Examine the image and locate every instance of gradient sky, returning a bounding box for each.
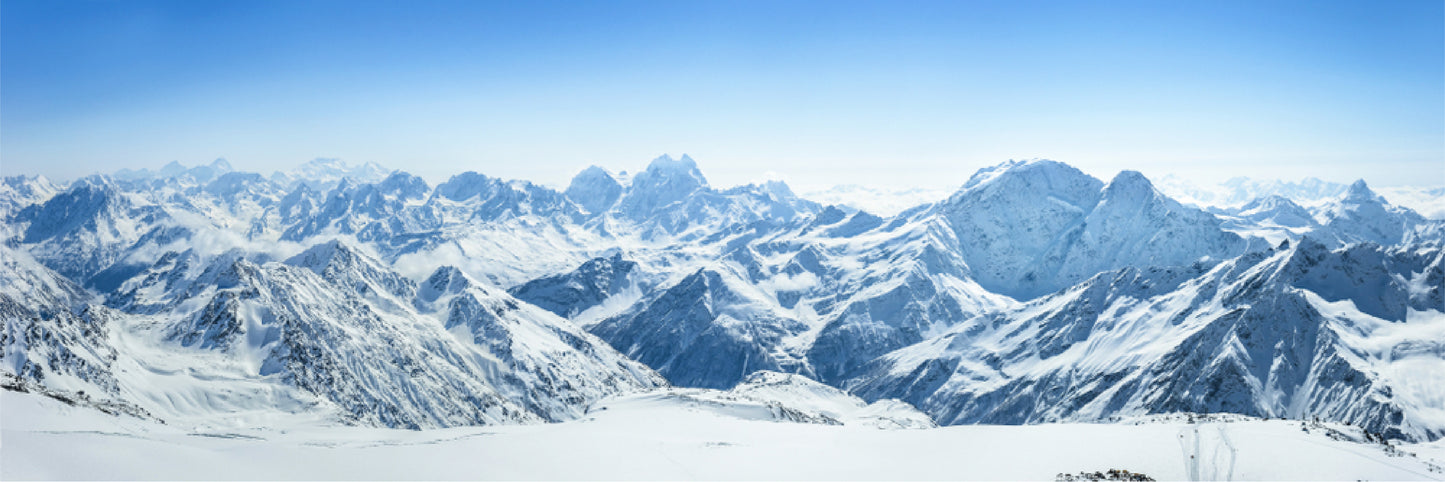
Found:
[2,0,1442,189]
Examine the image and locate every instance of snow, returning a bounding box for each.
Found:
[1154,174,1445,220]
[5,154,1445,479]
[4,390,1442,481]
[795,184,952,216]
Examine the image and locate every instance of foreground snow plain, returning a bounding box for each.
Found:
[5,390,1442,481]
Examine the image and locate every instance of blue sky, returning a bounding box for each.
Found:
[2,0,1441,189]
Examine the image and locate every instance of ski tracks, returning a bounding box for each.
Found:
[1178,421,1237,481]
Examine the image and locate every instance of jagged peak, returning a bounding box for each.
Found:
[813,205,849,225]
[377,171,430,198]
[1289,235,1332,259]
[285,239,374,274]
[209,158,233,171]
[333,176,358,192]
[71,174,117,190]
[417,265,476,303]
[639,153,708,187]
[761,179,797,200]
[433,171,502,201]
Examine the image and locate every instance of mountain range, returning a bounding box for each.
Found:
[3,155,1443,442]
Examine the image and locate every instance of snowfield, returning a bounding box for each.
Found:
[4,390,1442,481]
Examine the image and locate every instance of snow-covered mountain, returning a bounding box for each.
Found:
[270,158,391,192]
[0,175,60,223]
[6,239,664,430]
[937,160,1262,300]
[4,154,1444,444]
[113,158,234,184]
[1156,174,1445,220]
[796,184,952,217]
[848,238,1445,441]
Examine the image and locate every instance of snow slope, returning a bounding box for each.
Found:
[4,389,1441,481]
[850,239,1445,441]
[5,153,1445,461]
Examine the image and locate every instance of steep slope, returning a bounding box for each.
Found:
[0,175,60,223]
[564,166,624,215]
[10,239,665,430]
[590,267,808,389]
[1315,180,1438,247]
[849,238,1445,441]
[414,266,666,420]
[509,253,645,319]
[937,160,1260,299]
[280,172,439,242]
[0,246,119,397]
[1217,195,1320,245]
[10,178,187,285]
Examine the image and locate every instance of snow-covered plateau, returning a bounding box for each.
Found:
[3,155,1444,480]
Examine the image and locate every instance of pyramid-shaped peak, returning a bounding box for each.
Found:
[1103,170,1156,196]
[418,265,475,302]
[566,166,624,214]
[1240,194,1302,211]
[575,165,614,177]
[1344,179,1378,201]
[285,239,372,273]
[158,161,188,175]
[569,165,619,187]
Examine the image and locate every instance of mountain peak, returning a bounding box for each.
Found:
[302,157,346,170]
[377,171,430,200]
[566,166,623,214]
[286,239,355,273]
[644,154,703,179]
[959,159,1092,192]
[158,161,188,177]
[1344,179,1378,202]
[1102,170,1156,199]
[417,265,475,303]
[617,154,710,216]
[762,179,797,199]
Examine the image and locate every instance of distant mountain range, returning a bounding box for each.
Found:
[3,155,1442,442]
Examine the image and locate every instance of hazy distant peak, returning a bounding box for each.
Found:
[566,166,623,214]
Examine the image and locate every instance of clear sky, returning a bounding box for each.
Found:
[2,0,1442,189]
